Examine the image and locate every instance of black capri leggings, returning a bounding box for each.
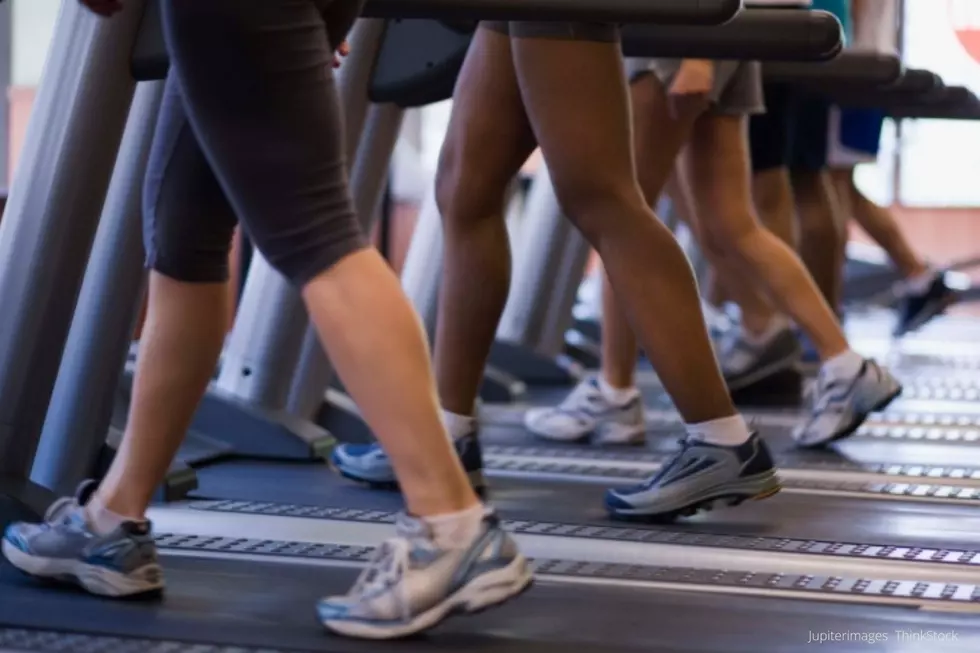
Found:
[143,0,367,288]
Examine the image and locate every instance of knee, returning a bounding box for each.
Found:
[552,176,642,245]
[434,140,509,231]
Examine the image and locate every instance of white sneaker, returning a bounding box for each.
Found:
[793,359,902,448]
[523,377,645,445]
[318,510,531,639]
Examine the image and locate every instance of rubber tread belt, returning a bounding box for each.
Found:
[644,410,980,444]
[482,456,980,504]
[153,533,980,606]
[0,629,290,653]
[188,500,980,565]
[484,444,980,481]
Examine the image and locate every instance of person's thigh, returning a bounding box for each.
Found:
[509,27,639,217]
[143,73,238,283]
[686,112,758,242]
[159,0,368,288]
[436,24,538,217]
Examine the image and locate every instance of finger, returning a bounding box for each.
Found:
[338,41,350,56]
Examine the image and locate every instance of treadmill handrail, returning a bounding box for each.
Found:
[621,8,842,62]
[763,51,903,86]
[361,0,743,24]
[132,0,744,81]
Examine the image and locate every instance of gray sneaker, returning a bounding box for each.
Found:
[2,481,164,597]
[794,359,903,448]
[318,509,532,639]
[720,328,802,392]
[605,432,781,521]
[523,377,646,445]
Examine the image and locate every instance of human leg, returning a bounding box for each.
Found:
[6,0,529,636]
[687,107,900,447]
[512,49,777,516]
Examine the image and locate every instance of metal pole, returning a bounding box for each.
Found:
[0,0,11,188]
[497,166,577,348]
[32,81,165,494]
[400,183,443,340]
[0,0,144,478]
[215,19,384,409]
[286,102,405,418]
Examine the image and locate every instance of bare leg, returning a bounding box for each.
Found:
[434,28,537,418]
[512,44,734,423]
[97,274,230,516]
[686,113,848,360]
[599,74,701,392]
[792,169,846,311]
[831,168,927,278]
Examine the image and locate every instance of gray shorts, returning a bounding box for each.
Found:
[626,59,765,116]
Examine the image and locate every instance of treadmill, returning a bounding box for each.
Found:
[4,1,980,652]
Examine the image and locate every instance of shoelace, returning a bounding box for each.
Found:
[347,538,412,622]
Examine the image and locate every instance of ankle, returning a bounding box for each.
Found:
[442,409,476,440]
[821,348,864,380]
[420,502,486,550]
[86,492,145,536]
[598,374,638,405]
[685,413,752,446]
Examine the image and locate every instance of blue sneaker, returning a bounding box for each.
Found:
[894,271,958,337]
[318,509,532,639]
[332,433,485,492]
[605,432,781,522]
[2,481,164,597]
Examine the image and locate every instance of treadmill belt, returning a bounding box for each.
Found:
[190,460,980,551]
[3,556,979,653]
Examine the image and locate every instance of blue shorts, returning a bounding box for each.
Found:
[827,106,885,167]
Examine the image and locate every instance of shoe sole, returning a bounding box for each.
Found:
[607,471,782,524]
[796,384,904,450]
[333,462,488,499]
[322,555,533,639]
[893,292,959,337]
[725,352,801,393]
[2,539,164,598]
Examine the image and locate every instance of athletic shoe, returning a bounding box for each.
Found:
[794,359,902,448]
[604,432,780,521]
[318,509,532,639]
[331,433,485,491]
[2,480,163,597]
[719,328,802,392]
[523,377,645,445]
[894,272,958,337]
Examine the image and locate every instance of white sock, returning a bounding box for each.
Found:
[422,503,486,550]
[904,267,938,294]
[598,375,639,406]
[442,410,476,441]
[743,316,790,347]
[84,494,138,536]
[685,414,752,446]
[821,349,865,382]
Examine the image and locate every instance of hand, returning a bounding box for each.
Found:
[667,59,713,120]
[80,0,123,17]
[333,41,350,68]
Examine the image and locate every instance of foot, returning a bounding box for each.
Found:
[318,510,532,639]
[604,432,780,521]
[2,481,163,597]
[719,328,802,392]
[794,359,903,448]
[894,271,958,337]
[331,433,485,491]
[523,377,645,445]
